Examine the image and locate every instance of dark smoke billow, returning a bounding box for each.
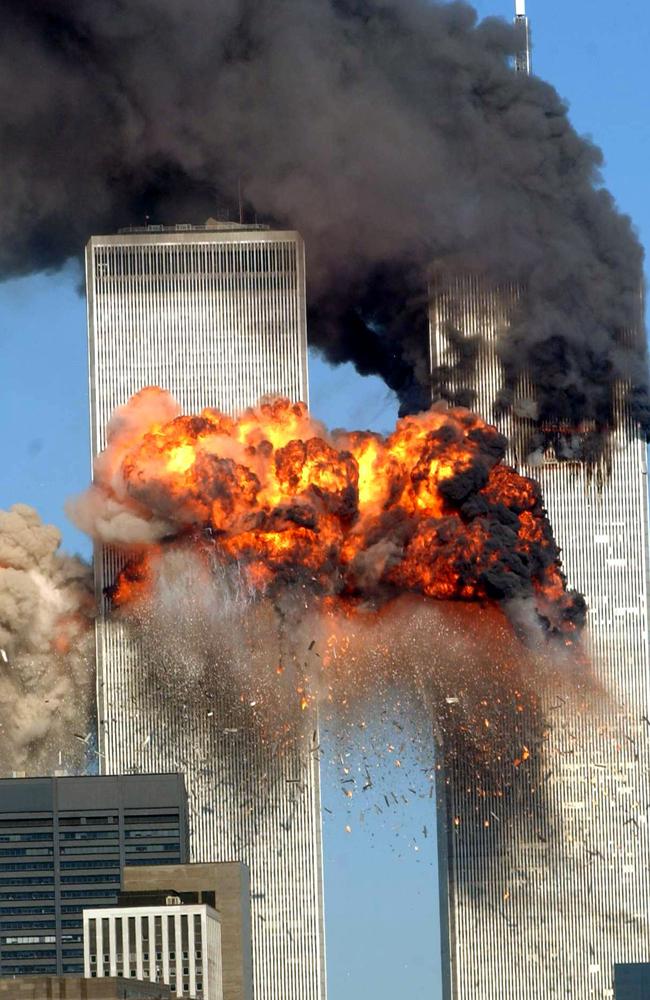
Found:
[1,0,647,430]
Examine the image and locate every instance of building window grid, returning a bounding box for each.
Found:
[430,276,650,999]
[88,230,323,999]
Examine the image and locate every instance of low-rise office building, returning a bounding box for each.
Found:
[0,775,188,979]
[121,864,252,1000]
[0,974,171,997]
[84,896,222,1000]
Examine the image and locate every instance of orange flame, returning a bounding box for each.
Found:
[103,389,583,640]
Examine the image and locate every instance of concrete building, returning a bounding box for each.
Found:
[429,271,650,998]
[0,776,188,980]
[122,865,252,1000]
[85,222,326,1000]
[84,897,221,1000]
[0,976,170,998]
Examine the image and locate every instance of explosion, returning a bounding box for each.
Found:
[72,388,584,631]
[69,388,587,763]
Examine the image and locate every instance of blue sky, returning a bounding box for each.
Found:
[1,1,648,997]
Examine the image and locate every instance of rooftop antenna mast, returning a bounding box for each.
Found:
[514,0,531,75]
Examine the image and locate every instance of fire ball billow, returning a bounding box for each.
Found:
[67,389,590,771]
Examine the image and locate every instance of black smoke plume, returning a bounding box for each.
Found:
[2,0,647,429]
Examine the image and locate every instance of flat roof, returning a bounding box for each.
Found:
[0,773,187,813]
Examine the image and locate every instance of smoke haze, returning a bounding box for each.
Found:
[1,0,647,428]
[0,505,94,775]
[117,543,564,765]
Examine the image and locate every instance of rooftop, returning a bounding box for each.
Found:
[118,218,269,235]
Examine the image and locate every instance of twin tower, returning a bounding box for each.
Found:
[86,221,650,1000]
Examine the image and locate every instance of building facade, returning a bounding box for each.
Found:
[84,900,222,1000]
[0,976,171,998]
[0,775,188,980]
[85,223,326,1000]
[122,864,252,1000]
[430,273,650,999]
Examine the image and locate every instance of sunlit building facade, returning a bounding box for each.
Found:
[430,272,650,999]
[84,899,222,999]
[86,224,326,1000]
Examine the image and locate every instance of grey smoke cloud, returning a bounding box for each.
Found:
[1,0,647,428]
[0,504,95,775]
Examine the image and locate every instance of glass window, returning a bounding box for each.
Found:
[0,878,54,886]
[60,860,119,870]
[0,892,55,901]
[2,965,57,975]
[0,834,53,843]
[59,816,117,826]
[60,846,119,856]
[60,875,120,885]
[0,863,53,872]
[0,848,53,857]
[124,843,180,853]
[0,907,55,916]
[2,949,57,959]
[125,827,180,837]
[0,819,53,828]
[124,814,179,825]
[59,831,119,840]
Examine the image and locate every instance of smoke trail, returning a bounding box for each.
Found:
[0,504,95,775]
[1,0,647,429]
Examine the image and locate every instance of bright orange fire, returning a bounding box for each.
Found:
[96,388,584,640]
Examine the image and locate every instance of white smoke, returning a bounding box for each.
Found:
[0,504,95,775]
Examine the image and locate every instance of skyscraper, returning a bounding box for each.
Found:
[430,271,650,998]
[0,774,188,979]
[514,0,531,75]
[85,223,326,1000]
